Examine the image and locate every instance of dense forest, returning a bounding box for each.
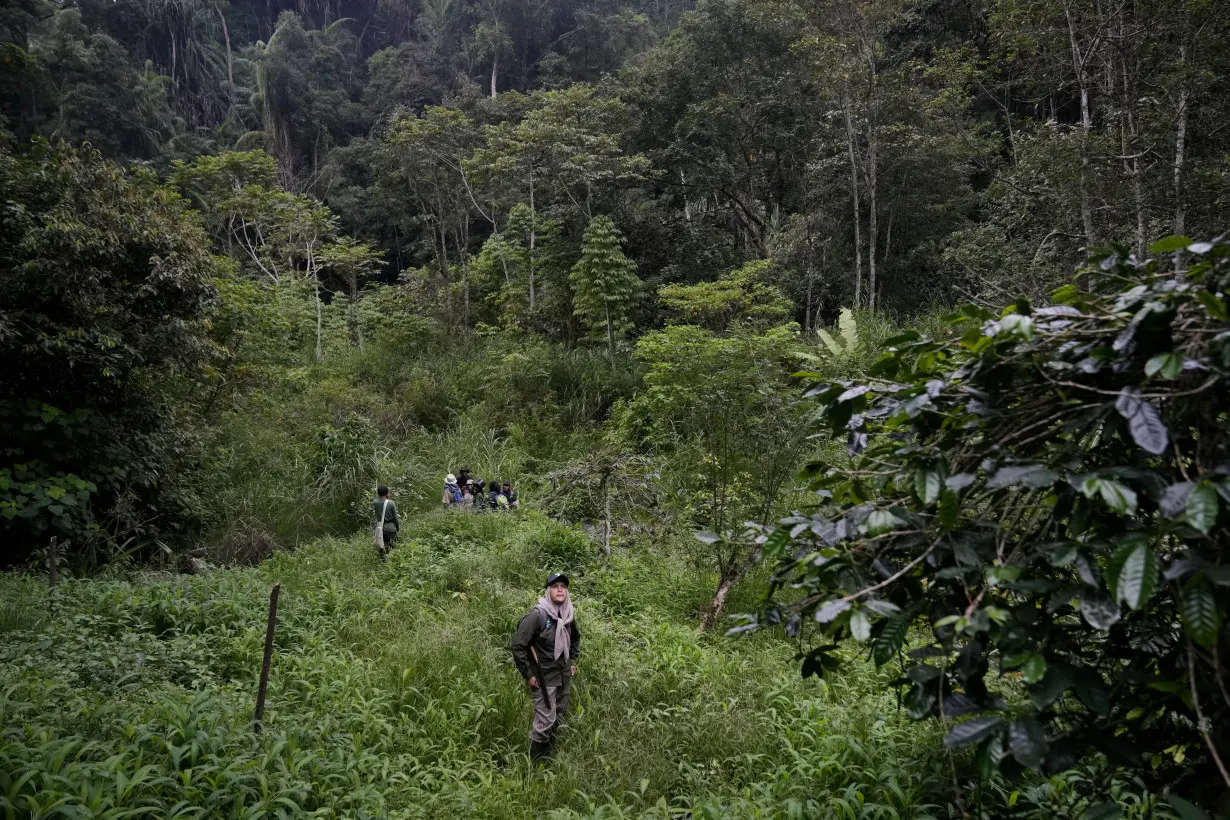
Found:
[3,0,1230,815]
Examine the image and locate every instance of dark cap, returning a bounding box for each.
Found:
[545,572,570,588]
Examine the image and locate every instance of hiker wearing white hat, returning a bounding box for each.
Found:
[442,474,462,507]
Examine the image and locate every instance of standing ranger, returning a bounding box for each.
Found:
[511,573,581,764]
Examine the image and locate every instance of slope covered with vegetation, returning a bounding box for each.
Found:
[4,0,1230,813]
[3,511,958,819]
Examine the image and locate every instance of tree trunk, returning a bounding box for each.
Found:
[700,549,759,631]
[528,171,537,314]
[865,48,879,311]
[309,242,323,362]
[218,8,234,95]
[842,97,863,308]
[605,305,614,358]
[348,274,363,351]
[314,278,323,362]
[600,470,611,560]
[1065,0,1095,253]
[490,54,498,98]
[1173,45,1190,276]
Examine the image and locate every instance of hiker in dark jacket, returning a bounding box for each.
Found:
[501,481,520,510]
[373,485,399,558]
[511,573,581,763]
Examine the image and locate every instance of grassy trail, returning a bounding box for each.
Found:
[1,510,949,818]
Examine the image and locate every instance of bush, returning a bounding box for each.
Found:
[760,237,1230,811]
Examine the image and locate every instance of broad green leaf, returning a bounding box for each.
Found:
[1186,483,1220,535]
[1021,654,1047,684]
[1112,540,1159,610]
[1085,805,1123,820]
[1080,590,1121,631]
[1115,389,1169,455]
[943,716,1004,748]
[1161,482,1195,518]
[1030,665,1072,708]
[1149,235,1194,253]
[1080,478,1138,516]
[1008,718,1048,768]
[872,611,910,666]
[850,610,871,642]
[1168,796,1213,820]
[815,599,850,623]
[864,510,904,536]
[1196,290,1229,322]
[1144,352,1183,379]
[760,526,791,560]
[937,489,959,531]
[914,466,943,506]
[1181,577,1221,648]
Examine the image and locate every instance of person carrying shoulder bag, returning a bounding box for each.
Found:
[372,485,399,559]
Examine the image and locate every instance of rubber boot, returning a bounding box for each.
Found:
[529,739,551,765]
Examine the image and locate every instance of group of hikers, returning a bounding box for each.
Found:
[371,468,520,556]
[372,475,575,768]
[441,466,520,511]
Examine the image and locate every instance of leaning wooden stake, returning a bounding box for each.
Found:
[253,582,281,735]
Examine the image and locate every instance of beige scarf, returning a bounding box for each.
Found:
[535,594,574,662]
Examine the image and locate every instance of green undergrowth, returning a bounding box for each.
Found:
[0,510,961,818]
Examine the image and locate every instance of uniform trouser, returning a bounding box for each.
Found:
[529,675,572,743]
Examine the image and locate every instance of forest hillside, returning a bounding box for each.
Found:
[3,0,1230,815]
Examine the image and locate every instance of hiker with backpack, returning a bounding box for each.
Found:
[372,485,399,559]
[501,480,520,510]
[442,474,462,507]
[488,480,504,510]
[511,573,581,764]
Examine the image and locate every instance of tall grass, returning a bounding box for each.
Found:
[0,510,962,818]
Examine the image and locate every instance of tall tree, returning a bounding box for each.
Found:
[570,215,640,354]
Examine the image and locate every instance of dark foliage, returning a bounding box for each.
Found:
[756,237,1230,809]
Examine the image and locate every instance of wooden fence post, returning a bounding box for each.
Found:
[253,582,281,735]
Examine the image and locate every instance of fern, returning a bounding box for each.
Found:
[815,308,859,358]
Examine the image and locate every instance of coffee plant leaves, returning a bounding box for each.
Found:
[1180,577,1220,648]
[850,609,871,642]
[815,599,850,623]
[1030,665,1072,709]
[872,610,910,666]
[1114,389,1169,456]
[1080,477,1138,516]
[1111,539,1159,610]
[1197,290,1230,323]
[1021,653,1047,684]
[914,465,944,506]
[1009,718,1049,769]
[944,716,1004,749]
[1149,235,1194,253]
[1168,795,1214,820]
[1162,482,1196,518]
[757,237,1230,801]
[1185,483,1220,535]
[1145,352,1184,379]
[1080,589,1122,630]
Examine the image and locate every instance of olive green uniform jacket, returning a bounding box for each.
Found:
[511,608,581,688]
